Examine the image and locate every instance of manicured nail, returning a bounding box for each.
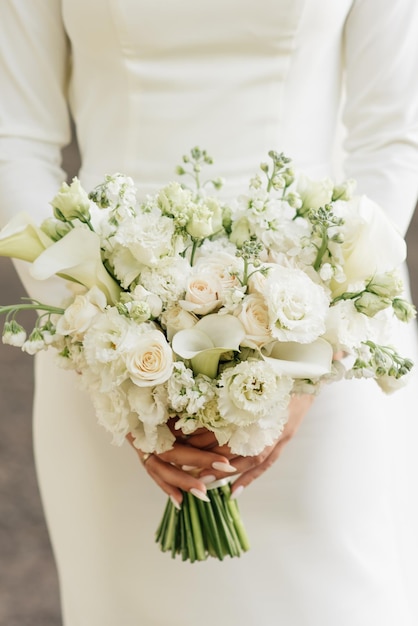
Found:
[170,495,181,510]
[212,462,237,473]
[182,465,198,471]
[190,488,210,502]
[200,474,216,485]
[230,485,244,500]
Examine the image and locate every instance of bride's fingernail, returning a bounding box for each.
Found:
[230,486,244,500]
[200,474,216,485]
[212,462,237,473]
[182,465,198,471]
[190,488,210,502]
[170,495,181,510]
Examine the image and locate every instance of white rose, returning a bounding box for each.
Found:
[265,265,329,343]
[237,294,273,348]
[125,329,173,387]
[160,305,197,341]
[180,274,222,315]
[56,286,107,340]
[193,252,243,293]
[331,196,406,295]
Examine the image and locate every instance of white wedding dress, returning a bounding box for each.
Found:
[1,1,418,625]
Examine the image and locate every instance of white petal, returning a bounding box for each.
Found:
[172,329,214,359]
[261,338,333,378]
[194,314,245,349]
[30,228,120,304]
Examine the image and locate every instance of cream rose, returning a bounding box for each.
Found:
[160,305,197,341]
[125,329,173,387]
[56,287,107,340]
[180,274,222,315]
[237,294,272,348]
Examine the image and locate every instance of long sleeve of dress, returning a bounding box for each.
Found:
[0,0,70,227]
[343,0,418,236]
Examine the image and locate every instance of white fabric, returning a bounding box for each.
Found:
[1,1,418,624]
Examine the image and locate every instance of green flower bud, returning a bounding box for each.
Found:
[367,271,404,298]
[354,292,392,317]
[392,298,417,322]
[50,178,91,222]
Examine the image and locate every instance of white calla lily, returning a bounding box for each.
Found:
[0,212,53,262]
[261,338,333,379]
[172,314,245,378]
[30,228,121,304]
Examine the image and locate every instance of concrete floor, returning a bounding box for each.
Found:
[0,140,417,624]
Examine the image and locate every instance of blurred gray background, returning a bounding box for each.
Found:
[0,137,417,626]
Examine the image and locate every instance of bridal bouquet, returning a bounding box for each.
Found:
[0,148,415,561]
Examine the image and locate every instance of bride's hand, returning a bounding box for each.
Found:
[193,394,315,497]
[126,433,237,507]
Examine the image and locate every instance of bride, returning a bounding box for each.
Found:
[1,1,418,624]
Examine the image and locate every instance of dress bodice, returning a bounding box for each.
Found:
[0,1,418,234]
[63,0,352,191]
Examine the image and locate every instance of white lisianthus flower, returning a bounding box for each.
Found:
[265,265,330,343]
[180,273,222,315]
[125,329,173,387]
[324,300,391,352]
[237,294,272,348]
[128,418,175,454]
[217,360,293,426]
[160,305,197,341]
[50,178,91,221]
[297,173,334,211]
[226,418,287,456]
[90,385,131,445]
[127,384,169,425]
[56,286,107,340]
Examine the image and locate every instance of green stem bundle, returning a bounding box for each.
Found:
[155,484,250,562]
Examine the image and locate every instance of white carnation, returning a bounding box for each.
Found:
[114,209,175,266]
[139,257,190,307]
